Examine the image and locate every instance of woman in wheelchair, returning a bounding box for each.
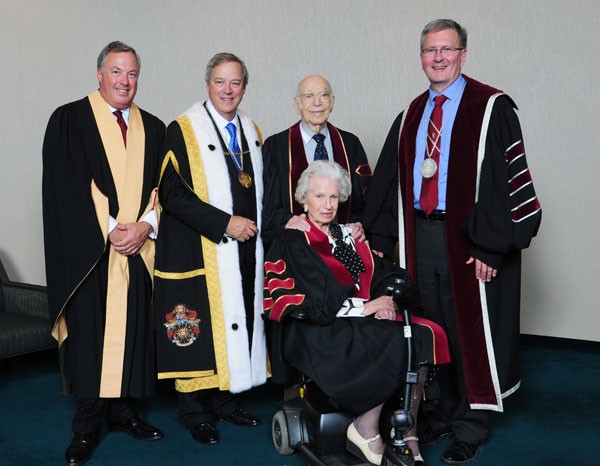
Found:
[264,161,450,465]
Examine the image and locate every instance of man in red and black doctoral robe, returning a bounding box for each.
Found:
[42,41,164,466]
[364,20,541,464]
[262,75,372,245]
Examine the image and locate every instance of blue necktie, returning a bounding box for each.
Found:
[313,134,328,161]
[225,122,241,155]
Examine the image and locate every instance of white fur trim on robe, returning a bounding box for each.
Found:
[183,102,267,393]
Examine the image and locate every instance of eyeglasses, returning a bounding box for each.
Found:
[420,47,465,57]
[297,92,333,103]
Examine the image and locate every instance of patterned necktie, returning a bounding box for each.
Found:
[313,134,329,161]
[113,110,127,146]
[419,94,448,215]
[330,224,366,284]
[225,122,241,154]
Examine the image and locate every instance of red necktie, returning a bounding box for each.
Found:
[419,95,447,215]
[113,110,127,146]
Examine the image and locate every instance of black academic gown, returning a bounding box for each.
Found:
[364,76,541,410]
[264,226,449,415]
[154,103,268,394]
[42,95,165,398]
[262,121,372,244]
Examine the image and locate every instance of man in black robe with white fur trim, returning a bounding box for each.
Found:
[154,53,267,445]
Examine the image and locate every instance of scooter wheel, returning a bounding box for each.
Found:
[272,410,294,456]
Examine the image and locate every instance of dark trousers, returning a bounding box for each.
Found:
[178,388,238,428]
[415,217,488,444]
[239,238,256,350]
[73,397,137,433]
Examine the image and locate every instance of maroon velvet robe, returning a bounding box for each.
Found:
[262,121,372,244]
[365,75,541,411]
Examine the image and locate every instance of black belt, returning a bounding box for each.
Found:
[415,209,446,222]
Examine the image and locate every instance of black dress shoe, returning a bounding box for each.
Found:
[108,414,164,440]
[190,423,219,445]
[220,408,261,427]
[65,432,99,466]
[441,439,482,464]
[420,425,454,445]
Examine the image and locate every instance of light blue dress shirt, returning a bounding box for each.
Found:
[299,121,333,162]
[413,75,466,211]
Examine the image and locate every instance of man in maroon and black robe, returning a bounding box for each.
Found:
[364,19,541,464]
[262,75,372,245]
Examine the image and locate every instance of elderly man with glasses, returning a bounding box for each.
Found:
[365,19,541,464]
[262,75,372,247]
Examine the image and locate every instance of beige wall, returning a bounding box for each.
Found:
[1,0,597,341]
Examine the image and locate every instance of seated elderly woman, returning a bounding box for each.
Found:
[264,161,450,465]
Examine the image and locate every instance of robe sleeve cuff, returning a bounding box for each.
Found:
[108,215,118,235]
[468,244,504,269]
[368,235,396,261]
[336,298,366,317]
[141,210,157,239]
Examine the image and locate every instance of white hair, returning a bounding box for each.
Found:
[294,161,351,204]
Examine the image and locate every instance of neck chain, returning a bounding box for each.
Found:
[203,102,253,188]
[423,79,466,162]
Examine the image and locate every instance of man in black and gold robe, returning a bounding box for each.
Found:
[154,53,268,446]
[42,41,164,466]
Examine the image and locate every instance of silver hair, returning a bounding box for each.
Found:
[204,52,249,87]
[420,19,468,49]
[97,41,140,71]
[294,161,352,205]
